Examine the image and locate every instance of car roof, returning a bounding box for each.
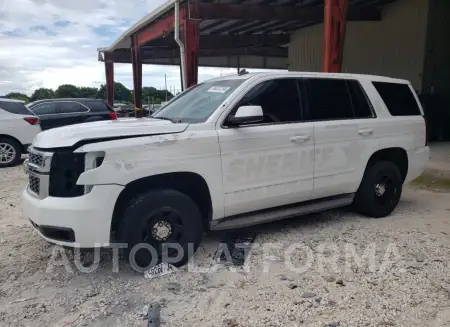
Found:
[206,71,410,85]
[0,98,25,103]
[30,98,104,103]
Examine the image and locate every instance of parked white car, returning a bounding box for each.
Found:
[0,99,41,167]
[21,72,429,267]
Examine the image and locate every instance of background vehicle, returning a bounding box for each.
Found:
[114,104,157,118]
[0,99,41,167]
[22,72,429,268]
[28,98,117,130]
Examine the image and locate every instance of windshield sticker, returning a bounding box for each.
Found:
[207,86,231,93]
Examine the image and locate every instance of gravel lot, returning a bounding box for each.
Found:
[1,145,450,327]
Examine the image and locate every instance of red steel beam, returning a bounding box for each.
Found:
[131,35,143,117]
[136,12,177,47]
[104,53,114,107]
[183,7,200,88]
[109,46,288,62]
[148,34,290,49]
[323,0,348,73]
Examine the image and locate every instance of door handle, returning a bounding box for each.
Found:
[358,128,374,136]
[290,135,310,143]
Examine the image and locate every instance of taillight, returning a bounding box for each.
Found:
[23,117,40,125]
[109,112,117,120]
[423,114,428,146]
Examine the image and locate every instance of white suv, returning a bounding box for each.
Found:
[21,72,429,267]
[0,99,41,167]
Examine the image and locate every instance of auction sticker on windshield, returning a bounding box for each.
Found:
[207,86,230,93]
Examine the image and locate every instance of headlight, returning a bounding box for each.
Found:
[83,151,105,194]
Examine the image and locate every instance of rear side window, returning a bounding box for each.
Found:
[373,82,421,116]
[60,102,88,113]
[32,102,58,115]
[306,79,353,120]
[0,101,32,115]
[83,101,111,112]
[305,78,373,120]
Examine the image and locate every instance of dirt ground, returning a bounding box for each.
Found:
[1,144,450,327]
[411,143,450,191]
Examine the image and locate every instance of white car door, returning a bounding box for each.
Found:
[305,78,379,199]
[217,78,315,217]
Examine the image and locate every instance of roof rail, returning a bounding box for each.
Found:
[238,69,249,76]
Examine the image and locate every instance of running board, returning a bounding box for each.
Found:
[211,194,354,231]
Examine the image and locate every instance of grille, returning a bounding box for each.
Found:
[29,152,44,167]
[29,175,40,194]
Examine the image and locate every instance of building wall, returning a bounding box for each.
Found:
[422,0,450,96]
[288,0,429,91]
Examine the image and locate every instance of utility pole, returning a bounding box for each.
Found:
[165,74,168,102]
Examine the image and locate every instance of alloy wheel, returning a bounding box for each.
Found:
[0,143,16,164]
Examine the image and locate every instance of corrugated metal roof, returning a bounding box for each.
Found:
[98,0,398,69]
[100,0,397,53]
[97,0,177,52]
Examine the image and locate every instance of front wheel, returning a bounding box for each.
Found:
[354,161,403,218]
[118,189,203,270]
[0,137,22,168]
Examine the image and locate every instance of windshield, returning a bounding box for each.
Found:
[153,79,244,123]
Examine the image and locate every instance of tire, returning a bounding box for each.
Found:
[354,161,403,218]
[0,137,22,168]
[118,189,203,270]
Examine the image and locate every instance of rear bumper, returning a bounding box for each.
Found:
[22,184,124,247]
[405,146,430,183]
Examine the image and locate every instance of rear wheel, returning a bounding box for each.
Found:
[354,161,403,218]
[118,189,203,270]
[0,137,22,168]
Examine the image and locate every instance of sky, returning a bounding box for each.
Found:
[0,0,247,96]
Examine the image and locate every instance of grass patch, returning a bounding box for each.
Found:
[410,170,450,191]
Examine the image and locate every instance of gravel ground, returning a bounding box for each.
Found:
[1,146,450,327]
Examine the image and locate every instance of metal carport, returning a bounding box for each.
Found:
[98,0,397,116]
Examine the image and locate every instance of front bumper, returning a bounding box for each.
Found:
[22,184,124,247]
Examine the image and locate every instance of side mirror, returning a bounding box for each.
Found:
[228,105,263,126]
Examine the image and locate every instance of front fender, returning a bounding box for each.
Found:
[75,130,225,220]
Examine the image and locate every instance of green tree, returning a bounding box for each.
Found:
[30,88,55,102]
[78,87,98,98]
[96,82,133,103]
[141,87,174,105]
[55,84,81,98]
[5,92,30,103]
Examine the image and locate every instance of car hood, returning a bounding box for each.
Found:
[32,118,189,149]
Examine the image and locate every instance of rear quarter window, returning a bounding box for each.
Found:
[373,82,421,116]
[0,101,33,115]
[83,101,111,112]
